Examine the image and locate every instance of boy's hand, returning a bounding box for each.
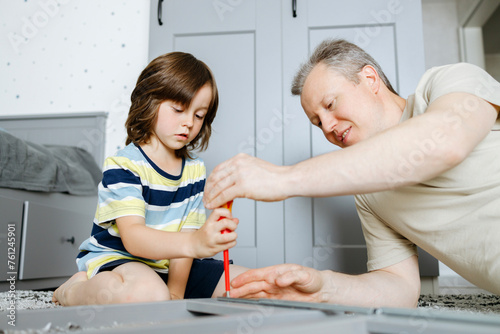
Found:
[190,208,239,258]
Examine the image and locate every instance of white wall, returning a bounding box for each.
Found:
[421,0,461,69]
[0,0,150,158]
[421,0,465,282]
[486,54,500,82]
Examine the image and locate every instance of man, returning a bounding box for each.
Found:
[204,39,500,307]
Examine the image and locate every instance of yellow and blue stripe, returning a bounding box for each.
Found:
[76,143,206,277]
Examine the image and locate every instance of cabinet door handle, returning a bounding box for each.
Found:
[158,0,164,26]
[292,0,297,17]
[65,236,75,245]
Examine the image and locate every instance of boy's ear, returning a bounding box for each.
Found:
[361,65,380,94]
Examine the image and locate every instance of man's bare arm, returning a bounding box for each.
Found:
[205,93,498,208]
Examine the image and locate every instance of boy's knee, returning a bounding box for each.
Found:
[121,282,170,303]
[229,264,249,279]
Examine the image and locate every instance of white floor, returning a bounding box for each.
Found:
[437,262,493,295]
[438,275,493,295]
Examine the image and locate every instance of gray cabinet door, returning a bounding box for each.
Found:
[0,196,23,281]
[149,0,284,268]
[281,0,428,273]
[19,198,95,280]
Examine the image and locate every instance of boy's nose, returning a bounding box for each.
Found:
[183,115,194,127]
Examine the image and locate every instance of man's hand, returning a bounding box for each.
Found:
[190,208,239,258]
[230,256,421,308]
[204,153,290,209]
[230,264,328,303]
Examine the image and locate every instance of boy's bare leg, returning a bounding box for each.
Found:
[52,271,88,305]
[53,262,170,306]
[212,264,248,298]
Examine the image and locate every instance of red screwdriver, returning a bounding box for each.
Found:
[218,200,233,297]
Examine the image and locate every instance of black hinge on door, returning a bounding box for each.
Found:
[292,0,297,17]
[158,0,164,26]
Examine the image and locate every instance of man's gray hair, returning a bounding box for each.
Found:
[291,39,398,96]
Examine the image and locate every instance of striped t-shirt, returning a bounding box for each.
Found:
[77,143,206,278]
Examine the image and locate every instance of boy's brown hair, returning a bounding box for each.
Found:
[125,52,219,159]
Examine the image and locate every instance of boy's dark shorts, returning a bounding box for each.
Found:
[98,258,232,299]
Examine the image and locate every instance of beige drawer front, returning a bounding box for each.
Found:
[19,198,95,280]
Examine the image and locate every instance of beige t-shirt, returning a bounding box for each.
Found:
[355,63,500,294]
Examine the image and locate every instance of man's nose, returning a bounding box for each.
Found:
[321,115,338,134]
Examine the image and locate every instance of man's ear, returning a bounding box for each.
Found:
[361,65,380,94]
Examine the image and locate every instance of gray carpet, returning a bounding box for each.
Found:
[1,290,500,314]
[418,293,500,315]
[0,290,60,311]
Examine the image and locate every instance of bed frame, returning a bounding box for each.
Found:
[0,112,107,291]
